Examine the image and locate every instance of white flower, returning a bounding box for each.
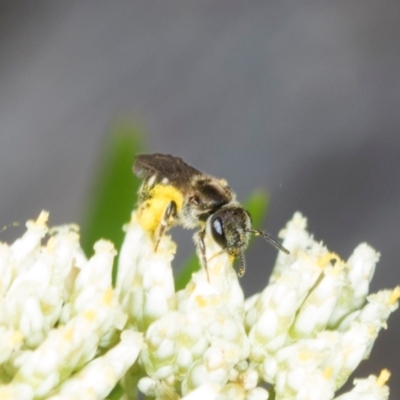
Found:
[47,330,143,400]
[0,210,397,400]
[116,212,176,331]
[116,210,398,399]
[333,370,390,400]
[0,212,143,399]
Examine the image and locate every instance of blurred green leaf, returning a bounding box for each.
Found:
[175,189,269,290]
[80,122,145,275]
[268,385,276,400]
[106,384,123,400]
[175,254,197,292]
[243,189,269,231]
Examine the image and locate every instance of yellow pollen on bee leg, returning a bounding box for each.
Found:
[137,185,183,236]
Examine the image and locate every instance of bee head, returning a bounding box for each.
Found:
[209,205,289,277]
[208,205,251,277]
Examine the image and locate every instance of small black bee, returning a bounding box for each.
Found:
[133,153,288,278]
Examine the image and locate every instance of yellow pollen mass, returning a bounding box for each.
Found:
[84,310,96,321]
[323,366,333,379]
[377,369,391,386]
[63,328,74,342]
[195,294,220,309]
[368,325,377,336]
[317,252,343,269]
[12,331,23,345]
[195,295,209,308]
[137,185,184,236]
[103,287,114,305]
[390,286,400,305]
[298,350,312,361]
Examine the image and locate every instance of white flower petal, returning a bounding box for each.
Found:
[48,331,143,400]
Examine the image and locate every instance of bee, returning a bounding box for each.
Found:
[133,153,288,278]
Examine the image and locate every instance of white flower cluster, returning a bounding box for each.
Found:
[0,210,398,400]
[0,212,143,399]
[117,211,399,400]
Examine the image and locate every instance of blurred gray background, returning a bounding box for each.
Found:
[1,0,399,397]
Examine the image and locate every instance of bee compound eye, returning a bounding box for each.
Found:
[211,216,227,248]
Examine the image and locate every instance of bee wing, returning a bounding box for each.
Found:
[133,153,201,189]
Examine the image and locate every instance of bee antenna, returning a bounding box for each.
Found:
[248,229,290,254]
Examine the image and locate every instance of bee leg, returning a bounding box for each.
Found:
[196,230,210,282]
[154,201,177,252]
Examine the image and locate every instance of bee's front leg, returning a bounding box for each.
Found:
[154,201,177,251]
